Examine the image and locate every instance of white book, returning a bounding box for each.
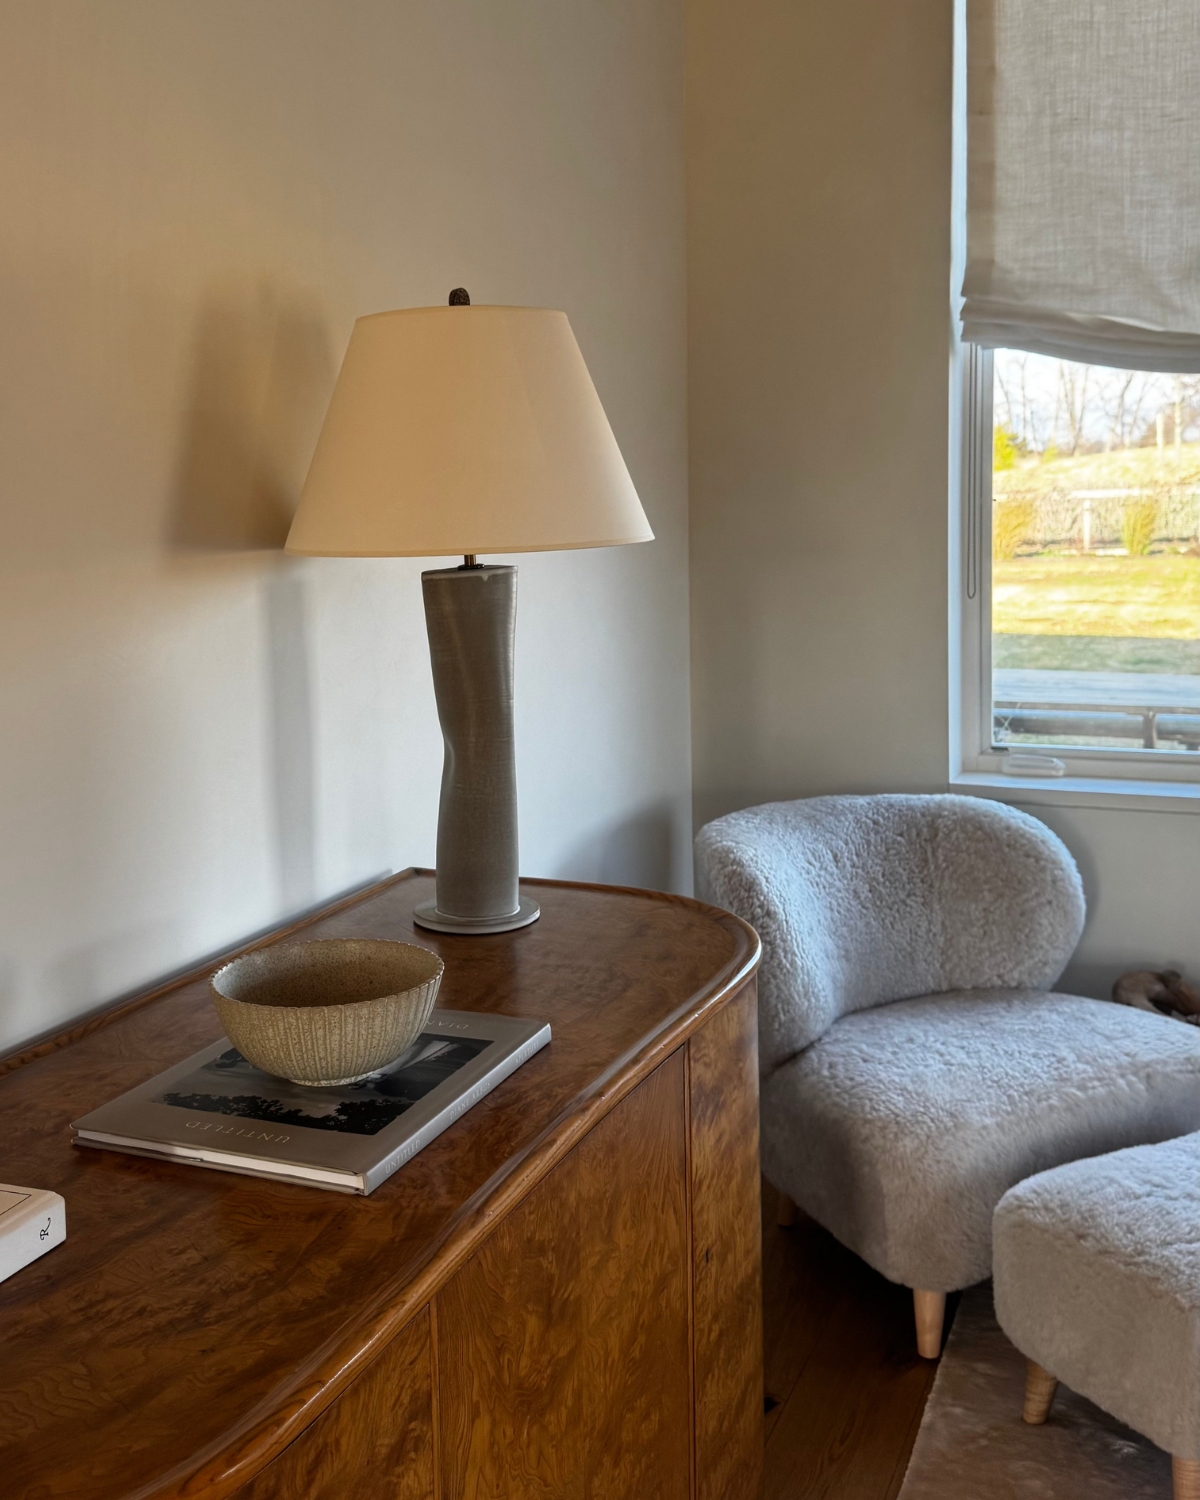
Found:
[0,1184,66,1285]
[72,1010,550,1195]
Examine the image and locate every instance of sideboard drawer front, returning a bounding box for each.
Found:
[436,1049,691,1500]
[691,980,763,1500]
[231,1311,434,1500]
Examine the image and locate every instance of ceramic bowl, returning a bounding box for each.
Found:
[210,938,444,1086]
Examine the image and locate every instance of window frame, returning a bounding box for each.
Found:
[955,342,1200,788]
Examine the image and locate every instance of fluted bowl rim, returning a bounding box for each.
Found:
[209,938,444,1085]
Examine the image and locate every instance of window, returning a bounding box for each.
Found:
[953,0,1200,787]
[959,347,1200,780]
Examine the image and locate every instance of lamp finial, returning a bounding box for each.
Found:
[448,287,470,306]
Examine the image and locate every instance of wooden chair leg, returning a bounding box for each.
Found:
[776,1193,798,1227]
[1174,1457,1200,1500]
[1022,1360,1058,1424]
[913,1289,946,1359]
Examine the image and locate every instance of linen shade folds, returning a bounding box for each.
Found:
[285,304,653,558]
[962,0,1200,372]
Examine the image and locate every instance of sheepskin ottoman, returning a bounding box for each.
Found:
[994,1133,1200,1500]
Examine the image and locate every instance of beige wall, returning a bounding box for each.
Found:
[2,2,1192,1057]
[688,0,955,821]
[1007,799,1200,999]
[0,1,691,1054]
[686,0,1200,997]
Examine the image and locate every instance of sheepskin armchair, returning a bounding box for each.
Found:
[695,794,1200,1357]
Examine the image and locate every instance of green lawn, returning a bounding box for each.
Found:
[994,634,1200,673]
[993,555,1199,640]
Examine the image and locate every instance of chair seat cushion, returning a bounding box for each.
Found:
[760,989,1200,1291]
[994,1133,1200,1460]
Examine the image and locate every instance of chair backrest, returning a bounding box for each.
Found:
[695,793,1085,1075]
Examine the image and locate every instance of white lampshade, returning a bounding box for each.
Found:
[285,303,653,557]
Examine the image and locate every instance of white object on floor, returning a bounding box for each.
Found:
[0,1183,66,1284]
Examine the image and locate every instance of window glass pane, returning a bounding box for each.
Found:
[991,352,1200,754]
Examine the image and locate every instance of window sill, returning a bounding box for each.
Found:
[950,770,1200,814]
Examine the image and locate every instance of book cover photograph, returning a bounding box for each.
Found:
[158,1033,493,1138]
[72,1010,550,1194]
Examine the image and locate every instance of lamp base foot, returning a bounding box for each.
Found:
[413,896,541,935]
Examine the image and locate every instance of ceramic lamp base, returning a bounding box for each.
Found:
[412,895,541,935]
[422,563,538,935]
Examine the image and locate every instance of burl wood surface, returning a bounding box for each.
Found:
[437,1050,691,1500]
[689,983,764,1500]
[0,872,758,1500]
[230,1309,434,1500]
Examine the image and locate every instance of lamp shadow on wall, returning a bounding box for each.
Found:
[168,282,334,913]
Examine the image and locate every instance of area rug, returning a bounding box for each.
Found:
[897,1284,1171,1499]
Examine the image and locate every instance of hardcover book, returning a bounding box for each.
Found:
[71,1009,550,1195]
[0,1183,67,1284]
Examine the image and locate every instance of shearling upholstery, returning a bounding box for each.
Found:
[695,793,1200,1294]
[696,794,1085,1073]
[994,1133,1200,1461]
[761,990,1200,1290]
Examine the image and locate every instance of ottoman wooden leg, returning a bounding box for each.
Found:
[776,1193,798,1227]
[1022,1360,1058,1424]
[913,1290,946,1359]
[1174,1457,1200,1500]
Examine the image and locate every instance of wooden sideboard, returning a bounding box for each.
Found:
[0,872,763,1500]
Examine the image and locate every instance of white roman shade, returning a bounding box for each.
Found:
[962,0,1200,372]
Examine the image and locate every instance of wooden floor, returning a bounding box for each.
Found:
[761,1180,955,1500]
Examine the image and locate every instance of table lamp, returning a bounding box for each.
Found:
[285,291,653,934]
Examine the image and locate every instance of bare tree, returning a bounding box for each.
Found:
[1185,375,1200,442]
[991,351,1187,456]
[1020,356,1048,452]
[994,350,1048,452]
[1098,368,1152,450]
[995,359,1017,438]
[1175,375,1184,452]
[1058,362,1090,453]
